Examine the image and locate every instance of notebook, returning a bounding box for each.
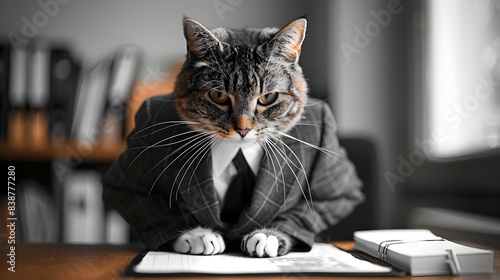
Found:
[124,243,404,277]
[354,229,495,276]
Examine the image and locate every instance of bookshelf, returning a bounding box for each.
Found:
[0,61,181,163]
[0,52,181,244]
[0,141,126,162]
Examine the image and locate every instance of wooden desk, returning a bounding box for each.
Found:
[0,242,498,280]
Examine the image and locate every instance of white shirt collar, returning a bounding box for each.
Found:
[211,140,263,177]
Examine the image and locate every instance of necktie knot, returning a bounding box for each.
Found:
[232,149,249,173]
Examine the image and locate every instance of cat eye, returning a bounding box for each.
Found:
[258,92,279,106]
[208,91,230,105]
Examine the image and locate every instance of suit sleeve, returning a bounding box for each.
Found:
[269,102,365,250]
[102,98,197,250]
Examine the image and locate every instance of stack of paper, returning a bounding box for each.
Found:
[128,243,398,276]
[354,229,494,276]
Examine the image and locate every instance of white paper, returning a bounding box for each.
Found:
[134,243,392,274]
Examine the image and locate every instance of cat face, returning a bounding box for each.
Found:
[174,18,308,141]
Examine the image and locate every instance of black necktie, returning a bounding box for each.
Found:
[221,149,255,224]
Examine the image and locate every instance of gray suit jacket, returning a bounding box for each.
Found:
[102,94,364,251]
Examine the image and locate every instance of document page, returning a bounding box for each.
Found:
[133,243,392,275]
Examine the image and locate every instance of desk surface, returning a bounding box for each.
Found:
[0,242,498,280]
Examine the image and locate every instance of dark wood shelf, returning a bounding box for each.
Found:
[0,141,126,162]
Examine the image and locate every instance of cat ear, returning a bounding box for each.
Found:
[268,18,307,62]
[182,17,224,59]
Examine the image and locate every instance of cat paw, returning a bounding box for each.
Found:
[172,227,225,255]
[241,228,292,258]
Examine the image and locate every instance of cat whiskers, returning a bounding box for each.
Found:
[170,134,219,204]
[257,138,277,191]
[127,130,203,152]
[186,137,222,193]
[147,131,215,200]
[275,131,349,166]
[258,137,287,208]
[129,120,200,140]
[128,129,205,168]
[136,131,209,177]
[259,128,355,212]
[126,120,204,166]
[262,135,313,212]
[267,134,314,210]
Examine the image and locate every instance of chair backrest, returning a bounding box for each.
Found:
[318,137,378,241]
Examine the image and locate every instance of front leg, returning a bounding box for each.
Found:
[171,227,225,255]
[241,228,293,257]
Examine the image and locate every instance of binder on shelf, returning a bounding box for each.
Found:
[105,210,130,245]
[2,39,83,146]
[1,39,29,142]
[2,39,139,147]
[63,170,105,244]
[18,180,58,243]
[72,45,142,143]
[354,229,495,276]
[28,39,51,109]
[103,45,143,141]
[26,39,51,147]
[9,42,28,109]
[0,41,10,139]
[107,45,143,108]
[49,46,81,141]
[71,61,110,142]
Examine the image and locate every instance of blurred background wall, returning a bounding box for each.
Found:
[0,0,330,95]
[1,0,499,247]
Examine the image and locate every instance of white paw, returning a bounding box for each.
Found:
[172,227,225,255]
[241,228,291,258]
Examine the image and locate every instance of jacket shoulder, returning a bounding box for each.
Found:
[135,93,179,124]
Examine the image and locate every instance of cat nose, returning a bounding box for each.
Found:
[235,128,250,138]
[234,116,252,138]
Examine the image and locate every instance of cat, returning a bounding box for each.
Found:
[103,17,364,258]
[171,17,308,257]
